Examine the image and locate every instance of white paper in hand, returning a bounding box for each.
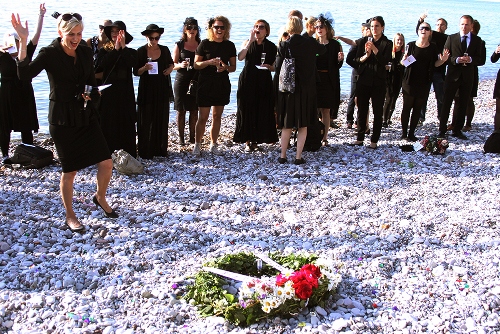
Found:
[402,55,416,67]
[148,61,158,74]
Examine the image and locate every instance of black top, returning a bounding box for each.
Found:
[18,38,98,127]
[403,42,438,86]
[195,39,236,77]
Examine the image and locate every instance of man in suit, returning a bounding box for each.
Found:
[439,15,483,139]
[346,16,392,149]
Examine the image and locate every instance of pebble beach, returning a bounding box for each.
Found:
[0,80,499,333]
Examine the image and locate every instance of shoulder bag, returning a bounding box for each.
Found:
[278,41,296,93]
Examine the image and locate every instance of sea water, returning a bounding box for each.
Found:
[1,0,498,135]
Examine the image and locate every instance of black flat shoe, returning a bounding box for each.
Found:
[345,142,363,147]
[278,157,287,164]
[367,144,378,150]
[65,219,85,233]
[293,158,306,165]
[407,135,418,142]
[452,132,468,140]
[93,195,119,218]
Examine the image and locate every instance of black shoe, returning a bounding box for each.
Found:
[400,134,408,140]
[365,129,371,135]
[346,122,353,129]
[407,135,418,142]
[293,158,306,165]
[278,157,287,164]
[382,122,388,128]
[65,219,85,233]
[93,195,119,218]
[345,142,363,147]
[452,132,468,140]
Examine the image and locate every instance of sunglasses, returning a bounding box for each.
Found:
[212,25,225,30]
[254,25,265,30]
[148,36,161,41]
[419,26,431,31]
[314,25,324,30]
[186,25,198,31]
[61,13,82,21]
[282,32,289,37]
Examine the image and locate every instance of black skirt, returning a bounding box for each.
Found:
[50,120,111,173]
[494,70,500,99]
[174,71,198,111]
[316,72,335,108]
[196,74,231,107]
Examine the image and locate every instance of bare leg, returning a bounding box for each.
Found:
[280,128,292,159]
[320,108,330,141]
[177,110,186,144]
[210,106,224,144]
[195,107,211,143]
[94,159,113,212]
[296,127,307,159]
[188,109,198,143]
[60,170,82,228]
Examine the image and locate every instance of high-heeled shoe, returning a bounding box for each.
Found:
[93,195,119,218]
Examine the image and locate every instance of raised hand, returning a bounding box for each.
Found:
[39,3,46,16]
[440,49,450,62]
[11,13,29,40]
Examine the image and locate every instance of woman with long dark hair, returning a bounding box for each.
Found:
[314,14,343,146]
[382,33,405,128]
[192,16,236,156]
[233,19,278,152]
[95,21,137,157]
[0,4,45,161]
[400,22,448,141]
[133,24,174,159]
[12,11,118,232]
[173,17,200,145]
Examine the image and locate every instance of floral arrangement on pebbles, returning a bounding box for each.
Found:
[183,252,341,326]
[421,136,449,155]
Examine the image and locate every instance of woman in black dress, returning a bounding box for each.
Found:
[382,33,405,127]
[192,16,237,156]
[133,24,174,159]
[314,14,343,146]
[492,44,500,130]
[400,22,448,141]
[172,17,200,145]
[0,4,45,161]
[13,12,118,232]
[233,19,278,152]
[95,21,137,157]
[276,16,326,164]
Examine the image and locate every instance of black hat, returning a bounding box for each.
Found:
[104,21,133,44]
[183,17,198,27]
[141,24,164,36]
[362,19,371,28]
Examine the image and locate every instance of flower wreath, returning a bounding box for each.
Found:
[183,252,341,326]
[421,136,449,155]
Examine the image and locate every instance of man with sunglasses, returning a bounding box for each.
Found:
[438,15,483,140]
[416,13,449,124]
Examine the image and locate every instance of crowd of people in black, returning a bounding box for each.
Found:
[1,6,500,230]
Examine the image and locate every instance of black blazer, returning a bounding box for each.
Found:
[346,35,392,86]
[444,32,483,81]
[276,34,326,88]
[18,38,98,127]
[324,39,344,85]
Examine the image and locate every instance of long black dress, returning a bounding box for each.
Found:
[0,41,39,155]
[95,46,138,157]
[195,39,236,107]
[134,44,174,159]
[173,40,198,112]
[233,39,278,144]
[17,38,110,172]
[493,51,500,99]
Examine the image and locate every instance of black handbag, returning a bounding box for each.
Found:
[278,42,296,93]
[4,143,54,169]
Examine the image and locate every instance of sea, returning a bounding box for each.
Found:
[1,0,499,136]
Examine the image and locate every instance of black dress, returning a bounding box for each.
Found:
[17,38,110,173]
[95,46,138,157]
[493,51,500,99]
[173,40,198,112]
[402,43,437,98]
[316,39,343,111]
[233,39,278,144]
[0,41,39,134]
[195,39,237,107]
[134,44,174,159]
[276,34,326,129]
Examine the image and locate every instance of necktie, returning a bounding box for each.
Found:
[461,35,468,53]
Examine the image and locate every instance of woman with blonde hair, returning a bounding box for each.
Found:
[192,16,236,156]
[314,13,343,145]
[382,33,405,127]
[276,16,325,164]
[12,11,118,232]
[233,19,278,152]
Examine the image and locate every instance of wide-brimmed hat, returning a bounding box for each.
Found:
[141,24,164,36]
[104,21,133,44]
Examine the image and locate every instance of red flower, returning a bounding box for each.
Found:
[290,270,306,284]
[301,264,321,279]
[276,274,289,286]
[303,270,319,289]
[293,280,313,300]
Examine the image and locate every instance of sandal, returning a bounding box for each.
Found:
[321,140,329,147]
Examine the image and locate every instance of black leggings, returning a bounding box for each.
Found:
[401,92,425,136]
[0,130,34,156]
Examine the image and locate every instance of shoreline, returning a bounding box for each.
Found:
[0,79,499,332]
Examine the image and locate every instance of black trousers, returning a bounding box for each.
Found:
[439,74,473,134]
[356,82,385,143]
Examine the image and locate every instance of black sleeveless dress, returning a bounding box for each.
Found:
[173,40,198,111]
